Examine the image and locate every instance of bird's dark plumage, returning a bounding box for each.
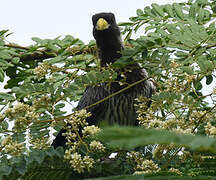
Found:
[52,12,155,148]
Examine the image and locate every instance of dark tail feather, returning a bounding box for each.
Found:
[52,129,67,148]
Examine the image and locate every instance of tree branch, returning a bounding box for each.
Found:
[4,43,97,62]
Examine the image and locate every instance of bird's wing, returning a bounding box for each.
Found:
[76,85,109,124]
[52,85,109,148]
[76,85,109,110]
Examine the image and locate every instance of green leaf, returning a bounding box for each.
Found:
[11,57,20,64]
[98,127,216,152]
[166,24,177,34]
[32,37,43,44]
[180,66,194,75]
[194,80,202,91]
[195,47,206,57]
[102,70,111,80]
[124,29,132,42]
[55,103,65,109]
[145,25,156,33]
[87,175,216,180]
[111,72,117,80]
[0,51,12,60]
[113,56,131,67]
[0,164,12,176]
[39,114,52,121]
[81,75,90,84]
[179,34,198,48]
[198,56,207,72]
[12,157,27,175]
[197,0,208,6]
[198,57,213,72]
[0,59,13,67]
[87,71,97,83]
[47,43,59,51]
[54,146,65,158]
[53,110,66,116]
[157,29,169,37]
[62,35,76,44]
[212,5,216,13]
[0,93,15,100]
[141,47,148,59]
[5,49,19,56]
[175,51,188,57]
[198,8,205,24]
[118,22,134,26]
[122,48,136,56]
[47,56,65,64]
[136,9,143,16]
[164,4,174,17]
[189,3,197,19]
[206,75,213,85]
[95,72,104,81]
[0,68,4,82]
[0,30,9,37]
[173,3,184,20]
[1,121,9,130]
[53,74,67,82]
[203,9,211,21]
[144,6,156,17]
[12,86,24,95]
[152,3,164,17]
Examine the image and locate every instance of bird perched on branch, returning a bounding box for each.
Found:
[52,12,155,148]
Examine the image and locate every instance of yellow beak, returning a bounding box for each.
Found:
[96,18,110,31]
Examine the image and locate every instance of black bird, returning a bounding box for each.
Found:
[52,12,155,148]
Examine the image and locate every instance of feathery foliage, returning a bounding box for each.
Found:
[0,0,216,179]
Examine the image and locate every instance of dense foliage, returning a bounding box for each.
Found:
[0,0,216,179]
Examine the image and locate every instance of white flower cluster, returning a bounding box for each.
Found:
[63,109,105,173]
[30,136,50,150]
[0,113,4,122]
[82,125,101,136]
[5,103,39,132]
[34,63,50,80]
[213,88,216,95]
[64,109,92,146]
[89,140,105,152]
[135,96,209,135]
[134,160,161,175]
[168,168,182,176]
[66,109,91,131]
[127,151,160,175]
[64,151,94,173]
[1,135,24,156]
[205,122,216,137]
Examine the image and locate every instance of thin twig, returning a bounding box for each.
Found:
[5,43,30,50]
[4,43,97,62]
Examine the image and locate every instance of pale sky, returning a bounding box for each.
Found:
[1,0,186,45]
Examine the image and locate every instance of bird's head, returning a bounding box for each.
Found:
[92,12,116,31]
[92,12,122,65]
[92,13,122,47]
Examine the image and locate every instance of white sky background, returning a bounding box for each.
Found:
[1,0,186,45]
[0,0,214,98]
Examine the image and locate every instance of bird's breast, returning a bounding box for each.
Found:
[98,84,149,127]
[91,68,154,127]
